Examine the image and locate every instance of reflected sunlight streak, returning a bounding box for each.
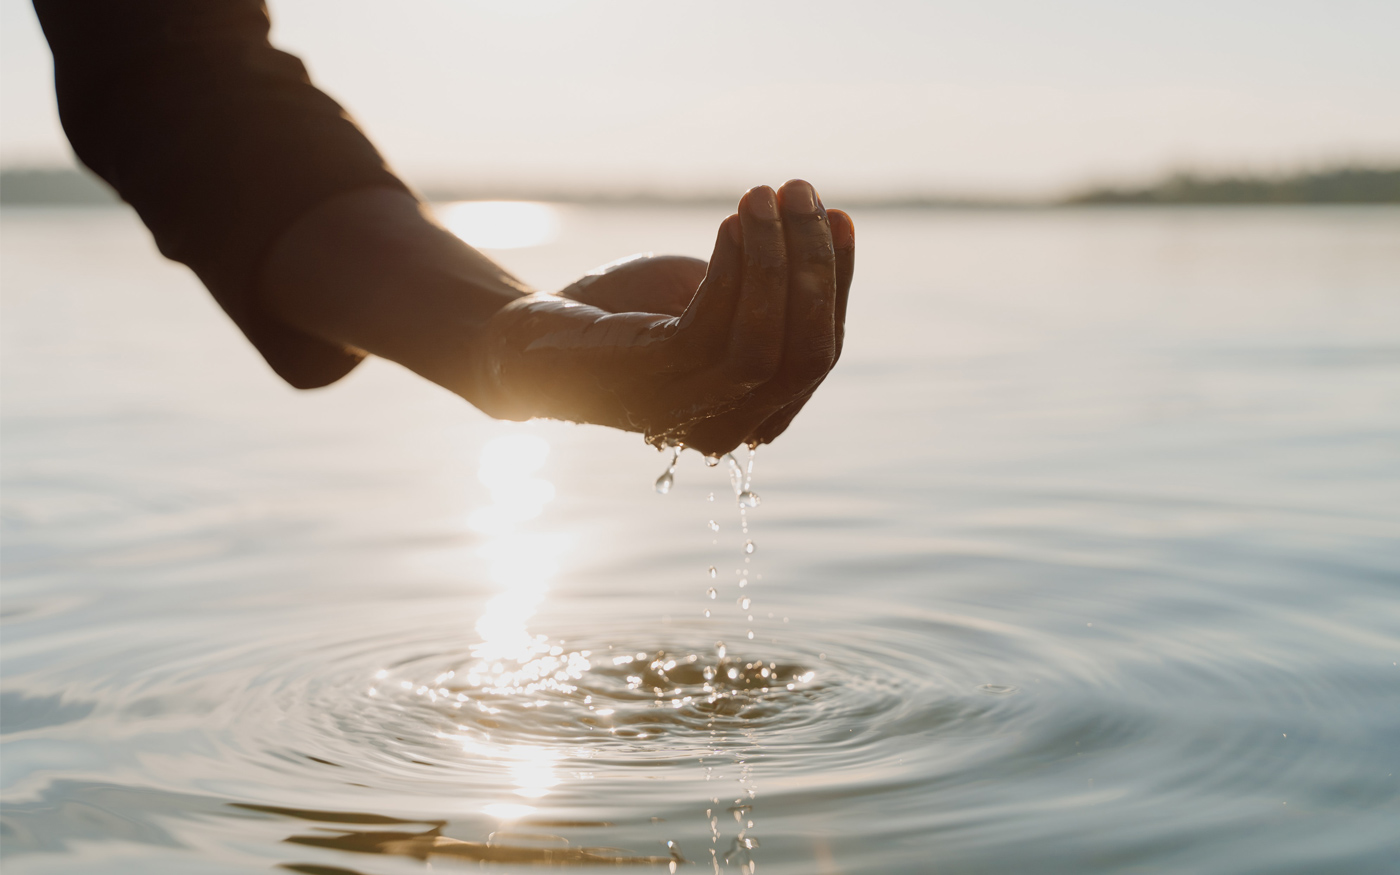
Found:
[455,433,589,808]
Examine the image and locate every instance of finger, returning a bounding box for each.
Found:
[682,188,841,452]
[829,208,855,361]
[676,410,765,457]
[676,215,742,338]
[774,178,837,388]
[748,394,811,447]
[675,386,791,455]
[723,185,787,387]
[746,211,853,445]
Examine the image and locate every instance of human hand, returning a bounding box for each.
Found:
[471,180,854,456]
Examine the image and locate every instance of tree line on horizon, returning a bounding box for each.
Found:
[3,164,1398,207]
[1061,167,1400,205]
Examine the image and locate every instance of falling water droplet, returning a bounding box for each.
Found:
[747,630,755,640]
[738,491,761,508]
[704,610,711,618]
[715,641,727,659]
[708,520,720,532]
[654,446,680,494]
[739,597,751,610]
[706,587,717,599]
[703,455,720,467]
[744,540,755,554]
[739,578,748,588]
[726,454,744,495]
[703,665,716,680]
[707,492,715,502]
[708,566,717,578]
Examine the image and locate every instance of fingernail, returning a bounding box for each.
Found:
[784,181,817,214]
[747,186,778,220]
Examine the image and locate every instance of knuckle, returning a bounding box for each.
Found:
[790,272,830,303]
[748,240,787,271]
[798,249,835,274]
[745,269,785,298]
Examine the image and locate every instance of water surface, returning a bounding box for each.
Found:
[3,205,1399,873]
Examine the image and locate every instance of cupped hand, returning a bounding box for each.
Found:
[471,181,854,456]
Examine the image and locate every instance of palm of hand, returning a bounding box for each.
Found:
[479,181,854,456]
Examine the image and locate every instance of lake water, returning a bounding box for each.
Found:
[2,204,1398,874]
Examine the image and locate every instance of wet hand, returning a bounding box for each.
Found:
[472,181,854,456]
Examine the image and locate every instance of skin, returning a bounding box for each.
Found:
[260,181,854,457]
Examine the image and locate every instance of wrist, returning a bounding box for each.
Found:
[473,293,675,432]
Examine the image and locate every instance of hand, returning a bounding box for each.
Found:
[470,180,855,456]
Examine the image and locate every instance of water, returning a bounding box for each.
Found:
[3,204,1400,874]
[654,448,679,495]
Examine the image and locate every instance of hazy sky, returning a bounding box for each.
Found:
[3,0,1398,196]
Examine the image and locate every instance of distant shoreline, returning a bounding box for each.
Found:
[3,166,1398,208]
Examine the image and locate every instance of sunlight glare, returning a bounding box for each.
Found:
[461,432,588,694]
[437,200,560,249]
[468,434,555,533]
[483,802,536,820]
[508,746,562,798]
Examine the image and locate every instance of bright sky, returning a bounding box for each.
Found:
[3,0,1398,196]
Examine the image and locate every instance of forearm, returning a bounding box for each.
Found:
[259,187,532,401]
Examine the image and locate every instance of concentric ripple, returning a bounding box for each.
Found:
[212,601,1070,818]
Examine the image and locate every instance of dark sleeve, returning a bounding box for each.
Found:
[33,0,413,388]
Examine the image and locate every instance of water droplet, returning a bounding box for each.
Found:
[706,587,717,599]
[739,597,751,610]
[707,492,714,502]
[708,566,717,578]
[746,630,755,640]
[738,491,761,508]
[708,520,720,532]
[725,454,744,495]
[703,455,720,467]
[654,446,680,493]
[715,641,726,659]
[739,578,748,588]
[744,540,755,554]
[703,610,711,618]
[703,665,716,680]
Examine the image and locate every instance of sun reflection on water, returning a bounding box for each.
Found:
[463,435,587,698]
[458,432,585,809]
